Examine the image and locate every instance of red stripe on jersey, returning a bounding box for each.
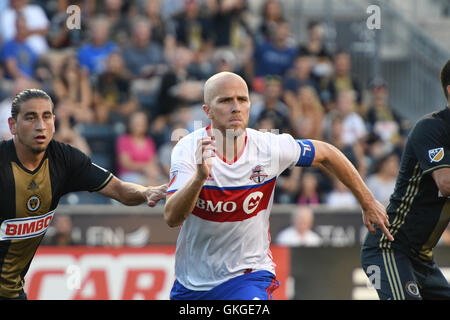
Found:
[191,179,276,222]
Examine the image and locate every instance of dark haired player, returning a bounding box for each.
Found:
[361,60,450,300]
[0,89,167,299]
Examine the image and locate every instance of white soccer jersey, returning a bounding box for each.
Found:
[167,126,315,291]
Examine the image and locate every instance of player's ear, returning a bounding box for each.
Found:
[8,117,17,135]
[202,104,212,119]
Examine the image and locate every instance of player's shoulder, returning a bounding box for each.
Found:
[175,127,206,148]
[0,139,14,163]
[46,139,89,164]
[171,127,206,162]
[246,128,295,144]
[414,107,450,131]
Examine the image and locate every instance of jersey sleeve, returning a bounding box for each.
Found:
[409,118,450,175]
[276,133,315,173]
[167,140,196,195]
[64,144,113,193]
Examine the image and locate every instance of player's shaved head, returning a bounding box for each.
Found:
[203,72,248,105]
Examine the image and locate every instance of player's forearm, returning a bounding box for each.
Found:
[312,140,375,209]
[164,173,206,227]
[98,177,147,206]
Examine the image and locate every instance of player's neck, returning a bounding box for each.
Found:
[13,138,46,171]
[209,126,246,164]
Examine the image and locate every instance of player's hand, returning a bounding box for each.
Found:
[146,183,168,207]
[195,136,215,180]
[362,199,394,241]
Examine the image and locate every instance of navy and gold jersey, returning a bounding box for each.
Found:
[0,139,113,298]
[366,107,450,261]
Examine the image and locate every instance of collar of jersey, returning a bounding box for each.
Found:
[205,125,248,165]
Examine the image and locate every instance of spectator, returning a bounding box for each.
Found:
[276,206,323,247]
[300,20,334,88]
[330,50,363,107]
[92,51,138,124]
[257,0,284,43]
[172,0,213,55]
[365,152,399,206]
[77,16,117,75]
[250,75,291,133]
[1,12,38,79]
[123,18,167,78]
[289,85,324,140]
[53,99,92,155]
[326,113,367,178]
[42,215,76,246]
[0,0,50,56]
[210,48,240,74]
[330,90,368,146]
[209,0,252,49]
[297,170,321,205]
[116,110,161,186]
[104,0,133,47]
[365,78,410,148]
[325,177,358,208]
[53,54,95,123]
[122,17,168,114]
[155,46,204,126]
[0,77,40,140]
[283,53,320,97]
[299,20,332,59]
[143,0,176,52]
[251,19,297,87]
[47,0,86,49]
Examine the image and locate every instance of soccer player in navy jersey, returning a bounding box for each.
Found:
[361,60,450,300]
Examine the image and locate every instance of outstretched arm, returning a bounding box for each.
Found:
[311,140,394,241]
[98,176,167,207]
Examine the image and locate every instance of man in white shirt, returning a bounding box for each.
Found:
[0,0,49,56]
[164,71,393,300]
[276,206,323,247]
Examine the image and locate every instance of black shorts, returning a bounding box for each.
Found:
[361,244,450,300]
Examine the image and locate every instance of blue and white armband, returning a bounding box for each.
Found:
[295,139,315,167]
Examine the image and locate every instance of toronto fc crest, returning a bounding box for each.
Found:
[249,165,268,183]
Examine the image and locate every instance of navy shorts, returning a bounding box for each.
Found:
[170,270,280,300]
[361,245,450,300]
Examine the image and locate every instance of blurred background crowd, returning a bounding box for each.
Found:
[0,0,425,210]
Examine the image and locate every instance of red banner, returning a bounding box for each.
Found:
[25,245,289,300]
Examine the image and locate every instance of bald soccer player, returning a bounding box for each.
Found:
[164,72,392,300]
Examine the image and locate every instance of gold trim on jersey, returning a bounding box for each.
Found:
[422,164,450,176]
[379,162,423,249]
[418,199,450,261]
[91,173,113,192]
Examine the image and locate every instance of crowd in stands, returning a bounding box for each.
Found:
[0,0,412,208]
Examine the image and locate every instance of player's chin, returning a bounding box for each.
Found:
[30,144,48,154]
